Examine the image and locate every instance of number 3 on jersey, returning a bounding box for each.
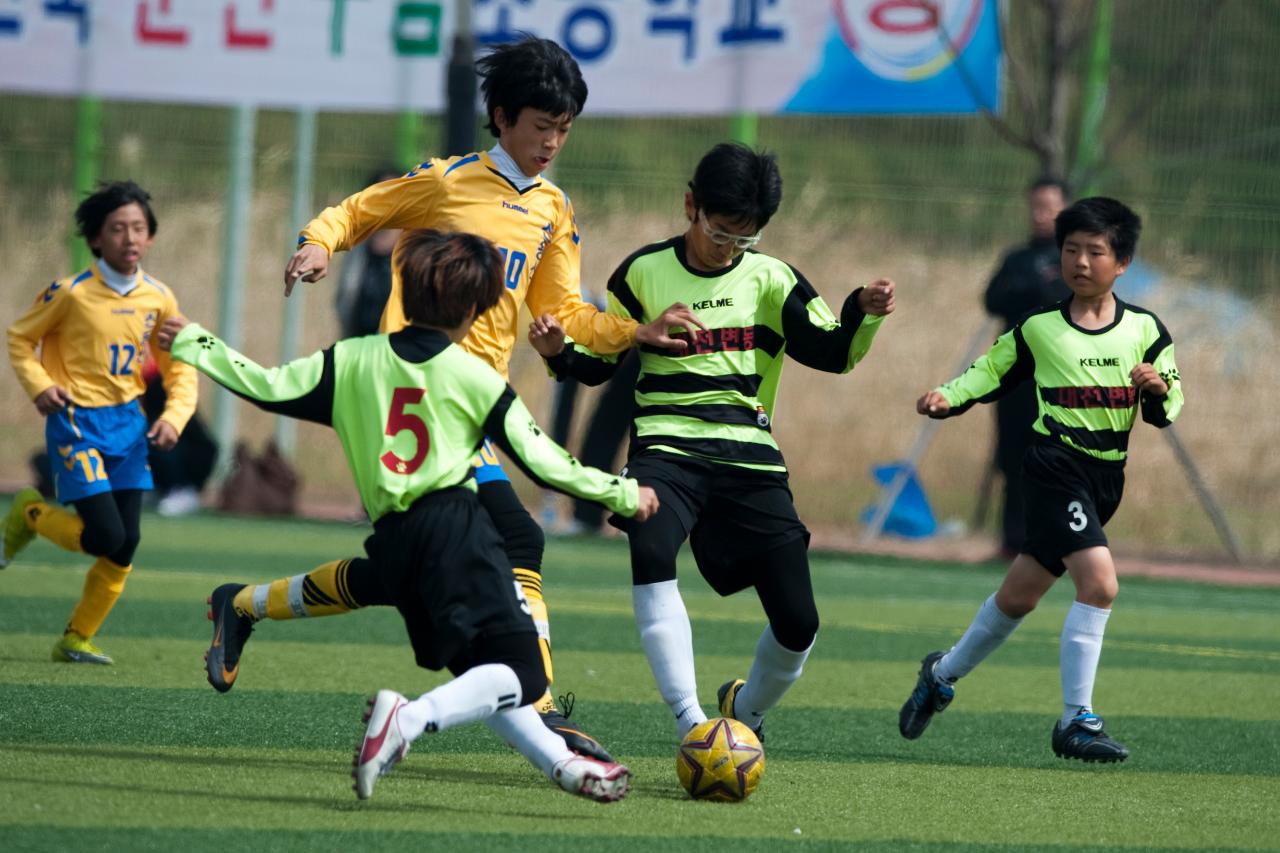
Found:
[1067,500,1088,532]
[380,387,430,475]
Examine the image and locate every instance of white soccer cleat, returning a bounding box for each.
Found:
[352,690,410,800]
[551,755,632,803]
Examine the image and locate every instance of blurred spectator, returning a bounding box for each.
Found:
[333,168,403,339]
[141,355,218,516]
[982,177,1070,557]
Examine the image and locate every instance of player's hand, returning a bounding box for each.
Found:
[1130,362,1168,397]
[635,302,707,353]
[284,243,330,296]
[34,386,71,415]
[633,486,660,522]
[155,316,190,352]
[917,390,950,418]
[858,278,896,316]
[528,313,567,357]
[147,419,180,451]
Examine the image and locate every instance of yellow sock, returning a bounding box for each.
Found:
[233,559,361,621]
[513,566,554,685]
[66,557,131,639]
[27,501,84,552]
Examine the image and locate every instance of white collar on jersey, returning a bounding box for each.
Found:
[96,259,140,296]
[488,142,539,192]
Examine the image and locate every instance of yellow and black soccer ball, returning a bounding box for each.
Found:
[675,717,764,802]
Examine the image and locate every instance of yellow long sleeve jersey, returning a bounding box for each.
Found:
[7,266,198,432]
[299,151,638,378]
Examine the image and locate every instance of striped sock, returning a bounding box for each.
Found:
[233,559,362,621]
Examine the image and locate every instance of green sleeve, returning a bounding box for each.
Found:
[936,327,1032,416]
[1142,342,1183,427]
[483,388,640,516]
[170,322,333,425]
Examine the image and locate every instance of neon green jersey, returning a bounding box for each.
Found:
[170,323,639,522]
[544,235,886,472]
[937,298,1183,463]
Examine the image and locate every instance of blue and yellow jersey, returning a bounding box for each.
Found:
[299,151,638,379]
[936,298,1183,463]
[7,265,198,431]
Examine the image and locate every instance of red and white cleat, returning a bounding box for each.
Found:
[352,690,410,800]
[551,755,631,803]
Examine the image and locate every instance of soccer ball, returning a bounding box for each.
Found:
[676,717,764,802]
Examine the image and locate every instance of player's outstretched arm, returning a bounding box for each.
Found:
[530,314,621,387]
[159,318,335,425]
[782,275,893,373]
[482,387,649,518]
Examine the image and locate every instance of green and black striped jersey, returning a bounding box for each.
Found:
[937,297,1183,463]
[170,322,639,522]
[546,235,885,472]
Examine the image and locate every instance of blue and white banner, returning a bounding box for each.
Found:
[0,0,1000,115]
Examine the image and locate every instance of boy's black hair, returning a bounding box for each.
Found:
[1054,196,1142,261]
[477,34,588,138]
[688,142,783,230]
[397,229,504,329]
[1029,175,1070,198]
[76,180,157,257]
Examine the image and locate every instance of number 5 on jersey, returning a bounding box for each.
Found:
[381,387,430,475]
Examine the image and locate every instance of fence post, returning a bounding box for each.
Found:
[274,108,317,456]
[213,103,257,477]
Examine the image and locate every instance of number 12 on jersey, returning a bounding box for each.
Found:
[381,387,430,475]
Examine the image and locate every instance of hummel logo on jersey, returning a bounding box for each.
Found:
[1079,357,1119,367]
[690,298,733,311]
[502,200,529,215]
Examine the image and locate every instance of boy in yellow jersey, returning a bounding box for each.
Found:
[4,181,197,664]
[203,35,700,763]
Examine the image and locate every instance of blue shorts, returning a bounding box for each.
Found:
[472,438,509,485]
[47,401,153,503]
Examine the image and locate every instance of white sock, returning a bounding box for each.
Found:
[1060,601,1111,725]
[734,626,812,731]
[396,663,523,741]
[633,580,706,737]
[935,594,1022,683]
[485,704,575,779]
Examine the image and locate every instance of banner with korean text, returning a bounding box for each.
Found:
[0,0,1000,114]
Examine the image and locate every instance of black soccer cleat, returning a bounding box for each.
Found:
[205,583,254,693]
[1052,713,1130,763]
[717,678,765,744]
[899,651,955,740]
[539,692,614,763]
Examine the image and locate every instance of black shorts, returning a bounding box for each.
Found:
[612,451,810,595]
[363,487,535,671]
[1021,441,1125,577]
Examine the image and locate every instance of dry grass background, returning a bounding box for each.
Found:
[3,192,1276,564]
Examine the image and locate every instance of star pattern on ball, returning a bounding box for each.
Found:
[678,718,763,800]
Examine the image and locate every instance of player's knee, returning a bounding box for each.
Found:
[1079,578,1118,609]
[771,611,819,652]
[468,632,547,706]
[79,519,126,559]
[629,540,678,584]
[108,532,141,567]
